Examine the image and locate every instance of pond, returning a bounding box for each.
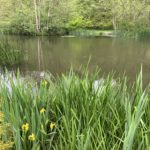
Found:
[1,35,150,85]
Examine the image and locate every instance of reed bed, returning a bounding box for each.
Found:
[0,41,23,66]
[0,70,149,150]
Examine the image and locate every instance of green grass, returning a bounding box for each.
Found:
[0,40,23,66]
[0,70,150,149]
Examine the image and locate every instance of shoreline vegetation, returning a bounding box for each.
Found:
[0,69,150,149]
[0,27,115,38]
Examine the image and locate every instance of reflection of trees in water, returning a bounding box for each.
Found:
[2,35,150,85]
[10,36,93,74]
[37,37,44,71]
[35,37,91,75]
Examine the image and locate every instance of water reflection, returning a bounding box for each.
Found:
[1,35,150,85]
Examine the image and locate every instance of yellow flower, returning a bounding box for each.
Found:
[42,80,48,86]
[22,123,29,133]
[28,133,36,141]
[36,96,40,100]
[50,122,56,130]
[40,108,46,114]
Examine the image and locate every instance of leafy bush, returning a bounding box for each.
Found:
[68,17,91,28]
[8,8,36,35]
[47,27,69,36]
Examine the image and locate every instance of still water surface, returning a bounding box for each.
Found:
[1,35,150,85]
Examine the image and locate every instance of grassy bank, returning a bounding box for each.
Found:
[0,70,150,149]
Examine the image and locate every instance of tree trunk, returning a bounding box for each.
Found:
[33,0,39,33]
[113,15,117,32]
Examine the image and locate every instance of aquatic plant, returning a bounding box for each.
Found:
[0,40,23,66]
[0,70,149,149]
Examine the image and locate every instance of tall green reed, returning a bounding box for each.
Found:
[0,40,23,66]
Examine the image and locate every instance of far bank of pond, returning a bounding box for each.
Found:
[0,28,115,37]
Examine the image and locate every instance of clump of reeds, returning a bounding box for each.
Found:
[0,40,23,66]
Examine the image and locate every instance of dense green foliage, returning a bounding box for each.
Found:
[0,70,150,149]
[0,0,150,37]
[0,100,13,149]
